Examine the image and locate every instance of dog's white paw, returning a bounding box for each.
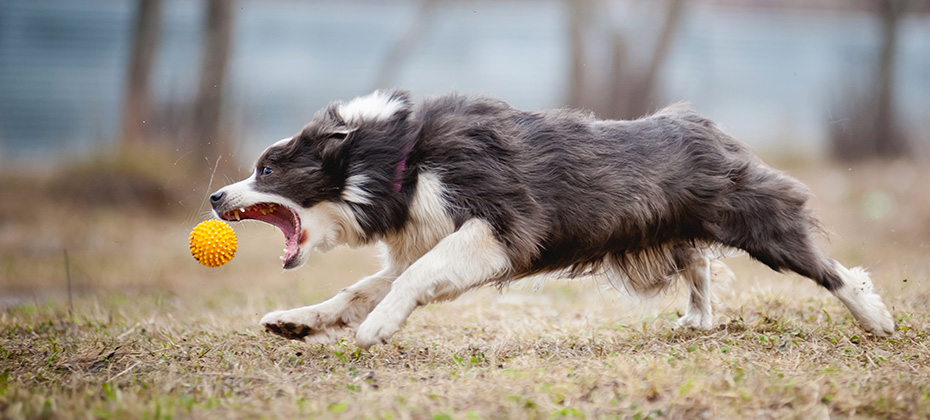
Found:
[850,291,895,337]
[675,310,715,330]
[355,322,392,350]
[355,309,408,350]
[260,305,348,343]
[833,266,895,337]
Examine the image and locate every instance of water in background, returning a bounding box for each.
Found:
[1,0,928,163]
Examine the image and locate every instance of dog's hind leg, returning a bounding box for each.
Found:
[676,255,714,329]
[261,266,400,343]
[743,240,893,336]
[355,218,512,349]
[758,242,894,337]
[729,223,894,336]
[718,172,894,336]
[676,255,736,330]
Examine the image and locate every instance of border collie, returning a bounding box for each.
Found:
[210,90,894,349]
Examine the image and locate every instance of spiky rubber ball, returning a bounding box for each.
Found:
[189,220,237,267]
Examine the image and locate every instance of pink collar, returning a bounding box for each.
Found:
[393,141,413,192]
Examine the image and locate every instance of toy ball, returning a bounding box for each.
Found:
[189,220,237,267]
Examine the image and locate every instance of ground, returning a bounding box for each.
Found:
[1,158,928,419]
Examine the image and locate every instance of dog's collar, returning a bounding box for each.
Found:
[393,140,414,192]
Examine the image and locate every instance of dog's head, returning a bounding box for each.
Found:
[210,89,413,269]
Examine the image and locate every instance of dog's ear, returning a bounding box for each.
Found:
[320,127,351,158]
[326,126,355,141]
[318,126,355,179]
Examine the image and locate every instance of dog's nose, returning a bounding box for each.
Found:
[210,191,225,207]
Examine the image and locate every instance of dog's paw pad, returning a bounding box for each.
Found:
[264,322,283,335]
[263,320,314,341]
[282,322,313,339]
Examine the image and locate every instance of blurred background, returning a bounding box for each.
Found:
[1,0,928,307]
[2,0,928,164]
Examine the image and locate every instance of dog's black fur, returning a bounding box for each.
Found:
[254,90,836,291]
[212,89,894,346]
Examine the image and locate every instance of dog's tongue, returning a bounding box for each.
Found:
[283,229,300,267]
[257,207,301,267]
[223,204,301,266]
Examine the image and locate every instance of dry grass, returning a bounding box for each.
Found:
[1,158,929,419]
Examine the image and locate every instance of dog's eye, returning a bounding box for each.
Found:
[260,166,273,176]
[328,131,349,140]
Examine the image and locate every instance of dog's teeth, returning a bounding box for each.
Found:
[239,207,246,212]
[279,256,285,261]
[235,212,241,221]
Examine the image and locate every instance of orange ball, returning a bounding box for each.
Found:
[189,220,237,267]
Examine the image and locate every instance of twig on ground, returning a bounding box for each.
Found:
[106,361,142,383]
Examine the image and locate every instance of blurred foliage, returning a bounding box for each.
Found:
[45,146,201,216]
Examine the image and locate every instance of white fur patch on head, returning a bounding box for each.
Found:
[342,174,373,205]
[338,90,405,123]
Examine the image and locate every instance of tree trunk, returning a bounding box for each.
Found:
[566,0,591,109]
[635,0,685,118]
[874,0,906,157]
[583,0,685,120]
[374,0,437,90]
[828,0,911,161]
[120,0,162,147]
[193,0,234,164]
[606,32,630,118]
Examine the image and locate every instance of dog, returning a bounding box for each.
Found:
[210,89,894,349]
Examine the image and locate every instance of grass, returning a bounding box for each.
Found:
[1,158,929,419]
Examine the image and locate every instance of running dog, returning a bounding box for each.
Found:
[210,89,894,349]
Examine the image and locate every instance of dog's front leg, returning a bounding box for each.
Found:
[261,266,400,343]
[356,219,512,349]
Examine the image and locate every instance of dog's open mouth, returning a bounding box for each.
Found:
[219,203,301,267]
